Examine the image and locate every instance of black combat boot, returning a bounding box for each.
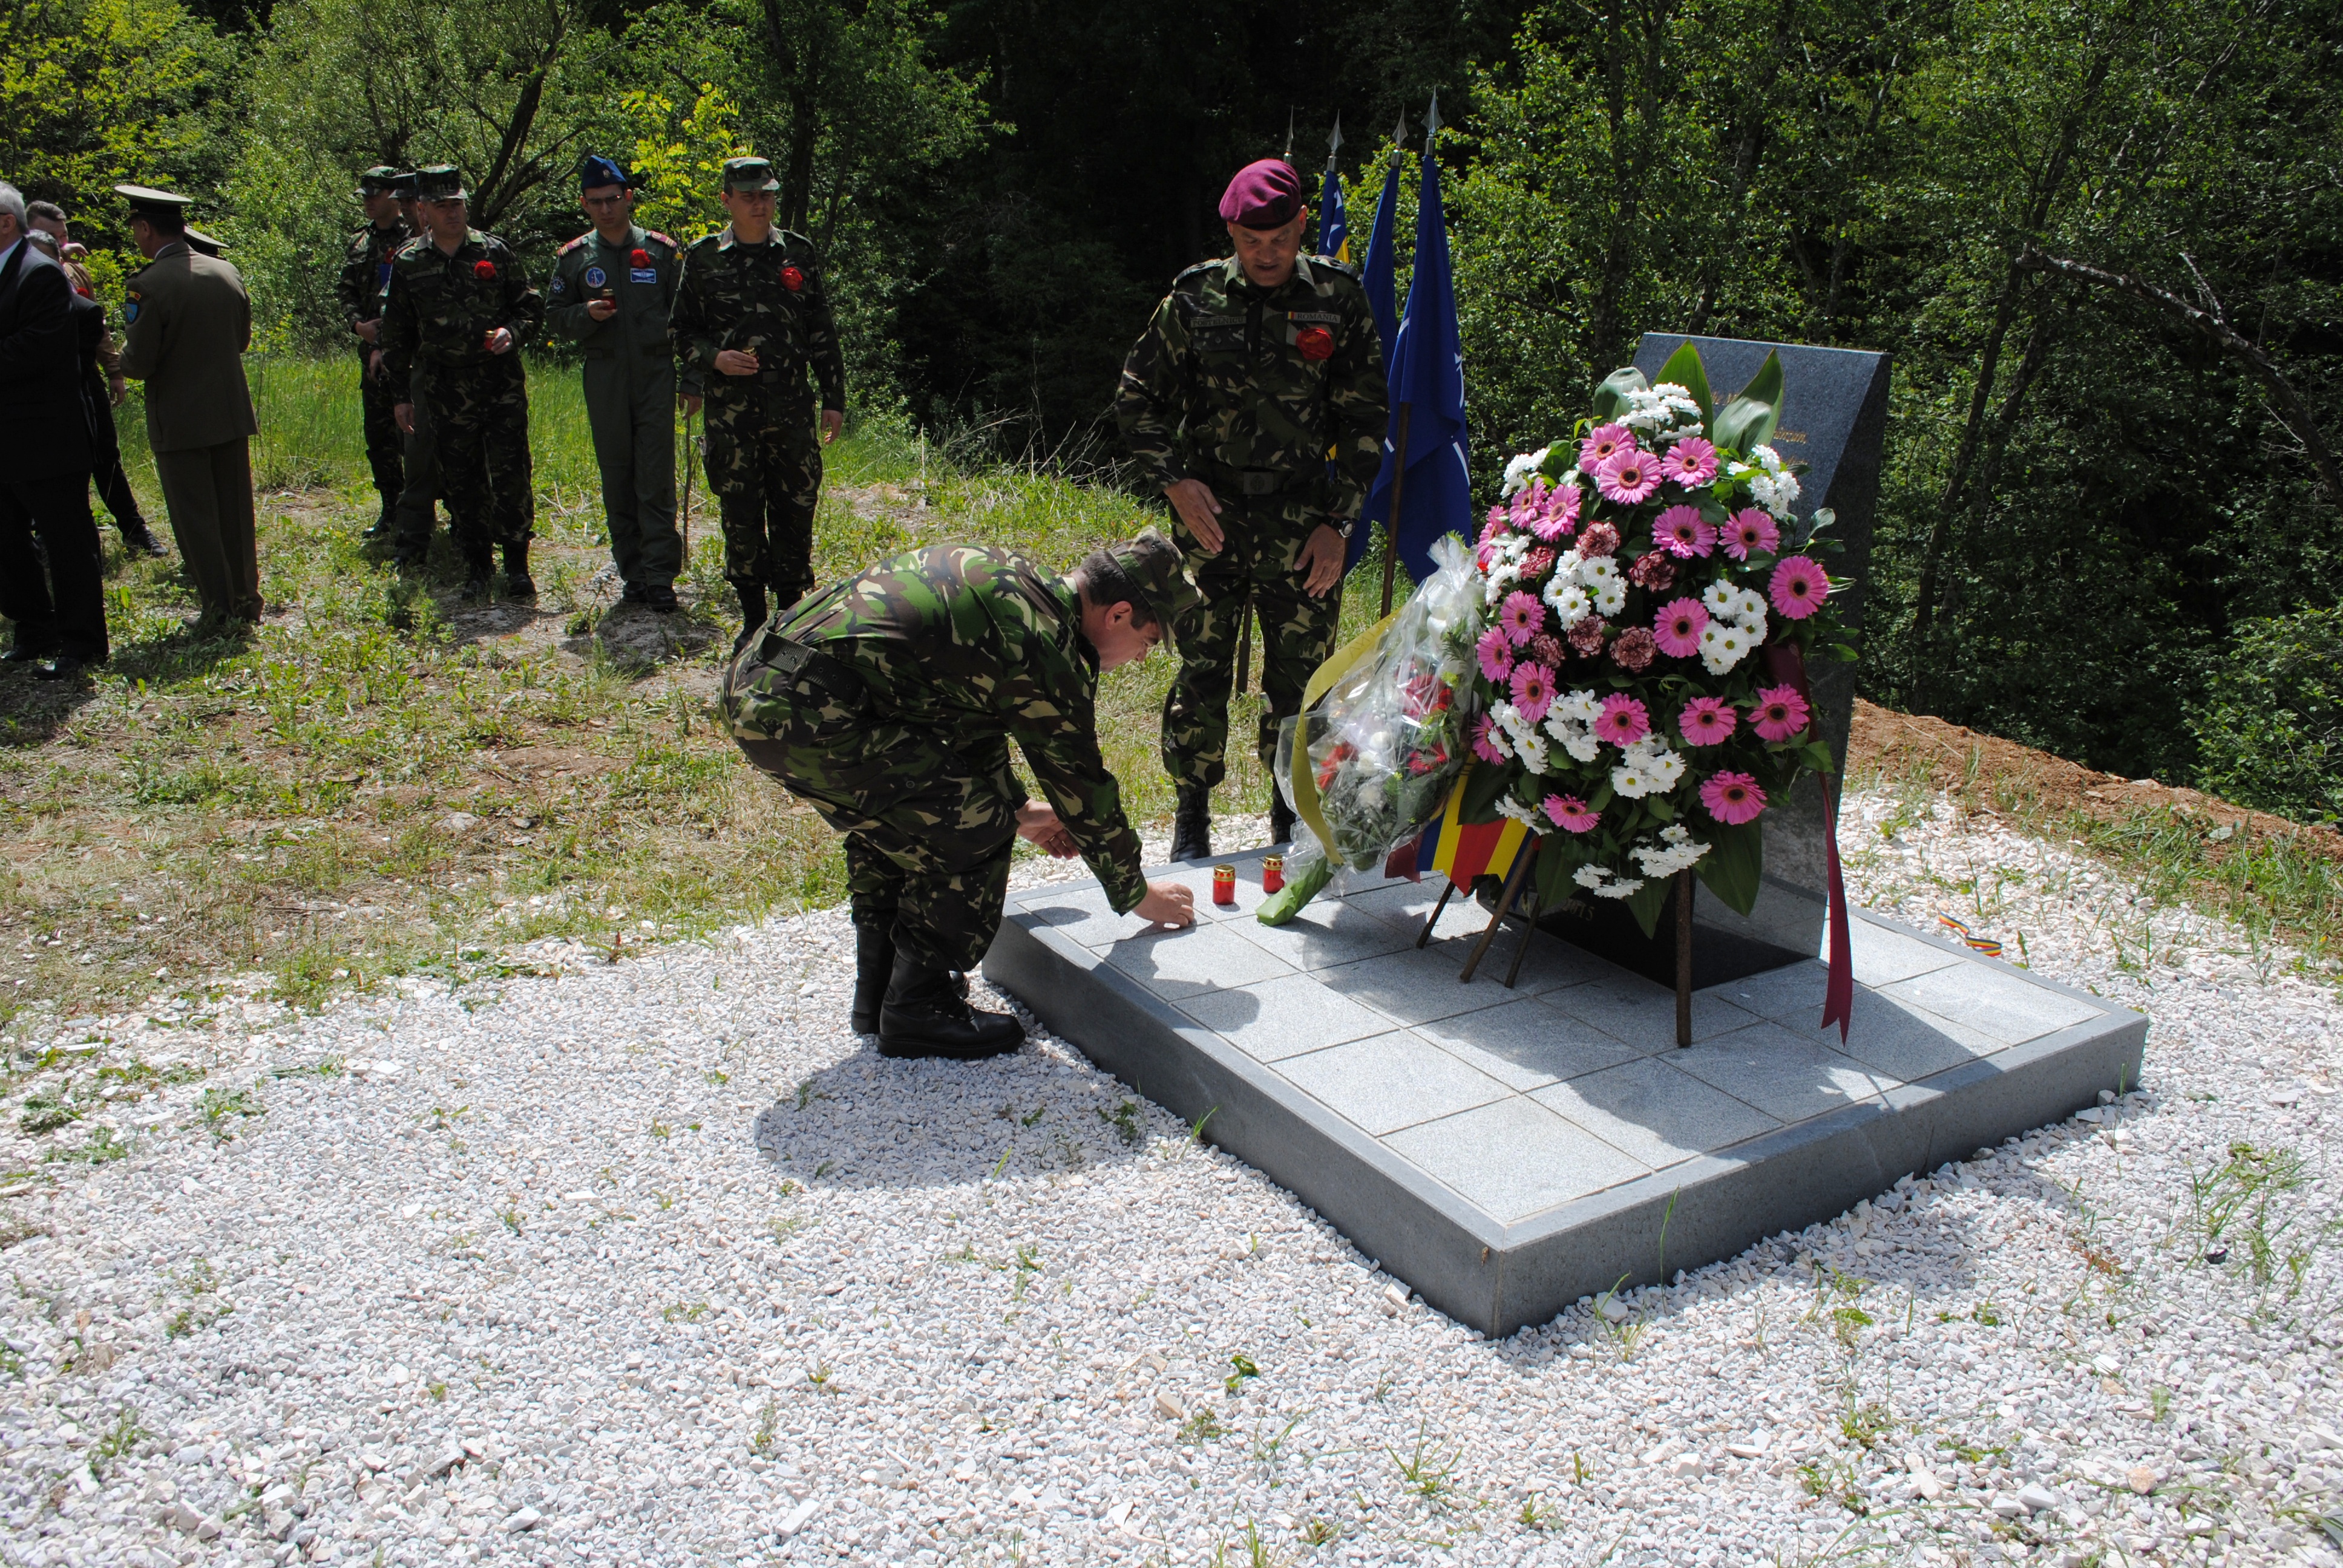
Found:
[1268,789,1296,846]
[121,521,168,558]
[644,583,680,614]
[1169,785,1211,863]
[848,918,894,1035]
[733,580,768,653]
[361,497,395,541]
[459,555,494,602]
[877,950,1023,1060]
[502,541,535,599]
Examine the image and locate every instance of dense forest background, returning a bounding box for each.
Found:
[3,0,2338,823]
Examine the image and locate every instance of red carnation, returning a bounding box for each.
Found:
[1567,616,1608,658]
[1296,326,1335,362]
[1610,627,1658,672]
[781,265,805,292]
[631,248,650,269]
[1521,546,1556,579]
[1578,521,1620,559]
[1627,549,1677,591]
[1526,632,1565,667]
[473,258,497,280]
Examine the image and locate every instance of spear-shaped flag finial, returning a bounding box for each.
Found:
[1424,90,1441,151]
[1326,112,1343,169]
[1282,108,1296,164]
[1391,106,1408,163]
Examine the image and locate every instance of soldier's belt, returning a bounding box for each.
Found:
[756,636,867,709]
[1195,465,1312,498]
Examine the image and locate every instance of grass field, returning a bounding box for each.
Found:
[2,355,1401,1028]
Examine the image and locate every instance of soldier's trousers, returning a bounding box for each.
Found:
[703,388,821,607]
[421,356,533,564]
[1162,497,1344,793]
[582,359,681,590]
[358,353,404,506]
[726,641,1020,974]
[80,372,147,538]
[391,359,442,555]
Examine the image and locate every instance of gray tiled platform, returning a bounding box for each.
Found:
[986,850,2146,1336]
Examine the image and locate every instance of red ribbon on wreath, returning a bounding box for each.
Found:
[1764,639,1853,1042]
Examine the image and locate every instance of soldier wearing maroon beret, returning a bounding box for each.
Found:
[1115,157,1389,861]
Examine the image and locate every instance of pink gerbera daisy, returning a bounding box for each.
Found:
[1475,625,1515,684]
[1653,504,1717,559]
[1724,508,1780,561]
[1481,504,1509,544]
[1499,590,1544,646]
[1596,449,1662,506]
[1544,794,1599,834]
[1579,423,1635,469]
[1530,482,1582,542]
[1659,436,1718,488]
[1768,555,1829,621]
[1700,770,1767,825]
[1471,713,1507,765]
[1652,596,1709,658]
[1593,694,1650,747]
[1679,696,1738,746]
[1507,483,1541,531]
[1752,684,1812,742]
[1510,662,1557,724]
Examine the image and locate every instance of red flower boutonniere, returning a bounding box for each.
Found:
[780,265,805,292]
[631,248,651,269]
[1296,326,1335,362]
[473,258,498,281]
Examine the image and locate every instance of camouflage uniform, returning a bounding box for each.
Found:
[669,227,845,608]
[336,215,412,511]
[1115,253,1387,791]
[546,223,693,593]
[379,229,545,566]
[722,544,1148,973]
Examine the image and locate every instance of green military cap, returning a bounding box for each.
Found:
[390,170,420,199]
[1097,529,1202,648]
[113,183,195,225]
[183,226,228,256]
[413,166,467,203]
[720,157,782,194]
[355,166,403,197]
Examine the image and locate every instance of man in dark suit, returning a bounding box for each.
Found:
[0,182,108,679]
[116,185,263,628]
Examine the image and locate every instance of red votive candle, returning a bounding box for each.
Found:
[1211,864,1236,906]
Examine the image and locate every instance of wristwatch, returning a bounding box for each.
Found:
[1331,519,1355,541]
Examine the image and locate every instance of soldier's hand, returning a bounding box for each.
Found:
[1134,881,1197,929]
[1165,478,1225,554]
[395,402,415,435]
[108,376,127,408]
[715,348,761,377]
[586,299,618,322]
[367,349,385,381]
[1014,803,1079,859]
[1299,524,1346,596]
[680,393,703,417]
[354,319,381,344]
[485,327,515,355]
[821,409,844,445]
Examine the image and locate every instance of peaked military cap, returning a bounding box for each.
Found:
[183,226,229,256]
[413,166,467,203]
[1093,529,1202,650]
[113,184,196,226]
[355,166,404,197]
[721,157,782,194]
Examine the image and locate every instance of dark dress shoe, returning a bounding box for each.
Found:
[122,525,168,558]
[32,656,87,682]
[2,645,51,665]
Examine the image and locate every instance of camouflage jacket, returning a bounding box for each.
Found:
[669,227,845,413]
[1115,253,1388,517]
[336,219,411,343]
[378,229,545,400]
[545,224,698,392]
[739,545,1147,913]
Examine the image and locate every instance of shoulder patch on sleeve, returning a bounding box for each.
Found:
[560,234,590,255]
[646,231,678,250]
[1175,260,1221,284]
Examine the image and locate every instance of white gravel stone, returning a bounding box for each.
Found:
[0,799,2335,1565]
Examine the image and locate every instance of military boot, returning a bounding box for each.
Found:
[1268,789,1297,846]
[1169,785,1211,863]
[361,497,395,541]
[459,551,495,603]
[502,541,535,599]
[877,951,1023,1060]
[732,580,769,653]
[848,918,895,1035]
[120,522,168,559]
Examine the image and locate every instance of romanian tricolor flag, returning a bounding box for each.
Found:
[1411,767,1530,892]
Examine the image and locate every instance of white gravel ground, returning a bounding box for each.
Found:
[0,793,2337,1567]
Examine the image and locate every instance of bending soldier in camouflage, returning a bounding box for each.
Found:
[670,156,847,644]
[381,165,546,602]
[1115,158,1388,862]
[546,155,691,612]
[721,532,1200,1059]
[338,167,412,538]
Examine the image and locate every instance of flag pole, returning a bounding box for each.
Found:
[1378,403,1412,616]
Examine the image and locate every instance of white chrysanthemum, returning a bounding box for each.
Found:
[1501,446,1553,497]
[1495,795,1545,829]
[1579,555,1620,591]
[1574,864,1647,900]
[1610,761,1657,799]
[1513,728,1550,775]
[1482,560,1523,606]
[1556,688,1604,726]
[1748,468,1800,520]
[1631,831,1711,878]
[1699,621,1755,676]
[1544,580,1592,627]
[1592,580,1628,616]
[1732,587,1768,628]
[1750,444,1786,475]
[1702,581,1738,619]
[1557,726,1601,763]
[1629,743,1685,789]
[1661,824,1692,844]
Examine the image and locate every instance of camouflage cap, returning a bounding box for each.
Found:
[355,166,403,197]
[1092,529,1201,649]
[413,166,467,203]
[390,171,420,200]
[721,156,781,194]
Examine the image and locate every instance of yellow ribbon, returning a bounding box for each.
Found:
[1286,611,1398,858]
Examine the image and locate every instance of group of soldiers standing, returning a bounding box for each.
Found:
[335,155,842,620]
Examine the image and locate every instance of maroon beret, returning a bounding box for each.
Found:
[1219,158,1302,230]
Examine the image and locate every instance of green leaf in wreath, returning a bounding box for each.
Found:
[1624,874,1673,939]
[1460,761,1513,823]
[1534,838,1586,910]
[1799,740,1836,773]
[1656,341,1715,425]
[1587,780,1614,812]
[1712,350,1784,455]
[1647,794,1676,822]
[1694,816,1765,917]
[1591,366,1648,422]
